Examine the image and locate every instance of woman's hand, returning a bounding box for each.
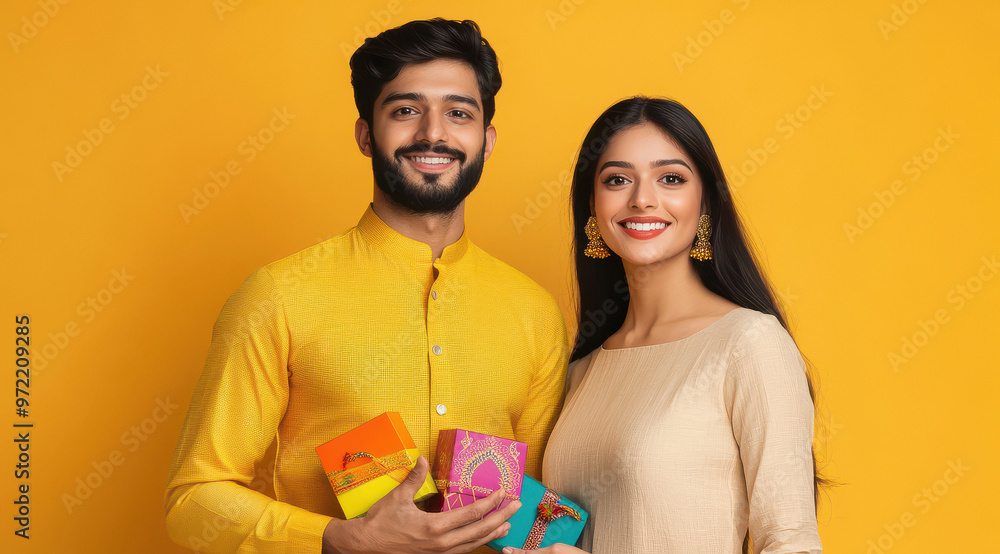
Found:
[501,544,588,554]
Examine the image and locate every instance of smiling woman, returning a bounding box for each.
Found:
[511,97,826,554]
[591,123,704,267]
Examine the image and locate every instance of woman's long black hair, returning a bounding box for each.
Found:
[571,96,786,359]
[569,96,829,513]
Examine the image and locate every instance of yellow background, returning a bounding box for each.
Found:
[2,0,997,552]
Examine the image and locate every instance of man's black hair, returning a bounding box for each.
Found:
[350,18,502,127]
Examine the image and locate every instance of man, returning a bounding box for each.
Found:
[165,18,569,554]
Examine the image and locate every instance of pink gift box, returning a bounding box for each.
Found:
[431,429,527,514]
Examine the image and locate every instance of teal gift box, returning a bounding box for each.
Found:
[487,475,588,551]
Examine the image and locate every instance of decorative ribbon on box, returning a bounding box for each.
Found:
[486,475,588,552]
[431,429,526,514]
[327,449,413,494]
[316,412,437,519]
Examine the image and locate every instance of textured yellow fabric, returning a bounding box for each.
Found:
[543,309,821,554]
[165,206,570,553]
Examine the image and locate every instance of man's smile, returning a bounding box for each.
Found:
[403,153,458,173]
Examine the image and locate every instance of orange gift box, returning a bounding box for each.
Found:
[316,412,437,519]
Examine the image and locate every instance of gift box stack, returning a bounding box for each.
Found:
[317,415,588,551]
[431,428,588,551]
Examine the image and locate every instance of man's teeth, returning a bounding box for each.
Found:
[622,221,667,231]
[410,156,453,165]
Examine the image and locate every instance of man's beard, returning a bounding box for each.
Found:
[371,139,485,215]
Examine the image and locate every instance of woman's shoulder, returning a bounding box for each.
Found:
[693,308,803,375]
[720,309,806,384]
[711,308,792,345]
[726,307,794,340]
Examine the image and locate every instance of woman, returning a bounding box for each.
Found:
[505,97,823,553]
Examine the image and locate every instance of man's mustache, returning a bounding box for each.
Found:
[394,143,466,163]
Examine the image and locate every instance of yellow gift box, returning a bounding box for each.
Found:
[316,412,437,519]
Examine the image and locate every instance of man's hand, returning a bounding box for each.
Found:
[323,456,519,554]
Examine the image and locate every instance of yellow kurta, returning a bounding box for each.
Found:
[165,206,569,553]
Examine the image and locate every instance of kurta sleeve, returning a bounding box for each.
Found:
[165,268,331,553]
[724,316,822,554]
[514,294,570,480]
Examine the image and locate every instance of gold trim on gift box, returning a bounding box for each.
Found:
[433,480,521,500]
[327,449,413,495]
[437,433,522,499]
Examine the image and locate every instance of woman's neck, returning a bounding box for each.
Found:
[612,255,732,346]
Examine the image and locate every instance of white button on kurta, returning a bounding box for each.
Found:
[436,404,447,415]
[432,345,442,355]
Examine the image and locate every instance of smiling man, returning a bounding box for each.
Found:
[165,19,569,554]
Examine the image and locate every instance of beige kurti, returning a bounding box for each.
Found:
[543,309,822,553]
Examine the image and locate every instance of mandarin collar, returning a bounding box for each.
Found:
[356,205,470,266]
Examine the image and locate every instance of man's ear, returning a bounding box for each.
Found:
[483,124,497,161]
[355,118,373,158]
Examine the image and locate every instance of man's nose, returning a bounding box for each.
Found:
[415,111,448,144]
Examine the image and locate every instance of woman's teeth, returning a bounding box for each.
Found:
[622,221,667,231]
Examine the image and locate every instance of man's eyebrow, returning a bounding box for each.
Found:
[381,92,426,106]
[599,160,634,171]
[444,94,481,112]
[651,158,693,171]
[380,92,481,113]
